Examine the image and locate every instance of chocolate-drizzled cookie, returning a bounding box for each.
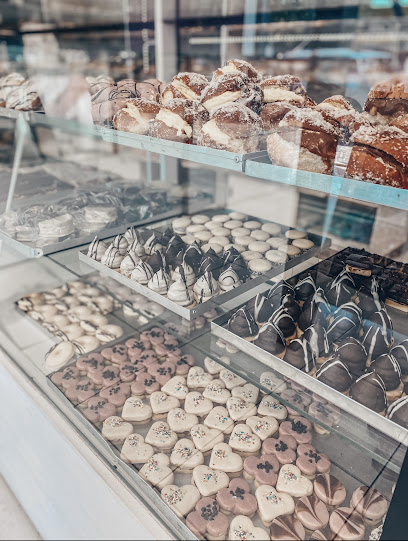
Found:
[316,356,352,393]
[350,371,387,413]
[284,338,316,373]
[228,307,258,340]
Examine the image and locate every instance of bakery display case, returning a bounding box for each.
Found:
[1,1,408,540]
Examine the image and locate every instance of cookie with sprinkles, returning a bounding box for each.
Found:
[161,484,200,519]
[139,453,174,490]
[145,421,178,451]
[229,516,270,540]
[170,438,204,473]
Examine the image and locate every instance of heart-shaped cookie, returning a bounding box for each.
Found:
[170,438,204,472]
[260,372,287,393]
[229,516,270,540]
[276,464,313,497]
[257,396,288,420]
[145,421,178,450]
[262,434,298,465]
[187,367,214,389]
[203,380,231,404]
[232,383,259,404]
[255,484,295,527]
[121,397,152,423]
[161,376,189,399]
[217,479,258,517]
[209,443,243,474]
[243,453,280,487]
[185,392,213,417]
[102,416,133,442]
[246,415,279,441]
[192,465,229,497]
[296,444,331,478]
[161,484,201,518]
[204,406,234,434]
[229,424,261,455]
[204,355,231,375]
[139,453,174,489]
[150,391,180,415]
[190,424,224,453]
[219,369,246,390]
[120,433,154,464]
[82,396,116,424]
[167,408,199,433]
[279,417,313,444]
[226,397,257,422]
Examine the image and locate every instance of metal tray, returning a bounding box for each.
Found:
[79,208,330,319]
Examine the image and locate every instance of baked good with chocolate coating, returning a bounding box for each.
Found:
[326,302,362,343]
[162,72,209,103]
[387,395,408,428]
[212,59,262,83]
[261,75,308,106]
[254,322,286,357]
[113,98,160,135]
[149,98,194,143]
[364,76,408,119]
[370,353,403,401]
[270,305,296,342]
[270,515,306,541]
[361,309,393,363]
[350,486,387,526]
[296,493,329,531]
[314,473,346,508]
[326,269,355,307]
[284,338,316,373]
[350,371,387,414]
[391,339,408,380]
[303,322,330,363]
[329,507,365,540]
[316,356,352,394]
[245,293,274,324]
[334,337,367,378]
[228,307,258,340]
[198,102,262,153]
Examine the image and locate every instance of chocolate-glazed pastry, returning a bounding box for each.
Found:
[223,247,243,267]
[334,337,367,378]
[228,307,258,340]
[270,515,306,541]
[164,235,185,266]
[284,338,316,373]
[199,249,223,280]
[326,302,362,343]
[162,228,174,245]
[281,294,301,322]
[362,309,393,363]
[316,356,352,393]
[183,241,203,272]
[254,322,286,357]
[267,280,294,302]
[350,372,387,413]
[391,339,408,380]
[303,323,330,362]
[371,353,402,398]
[356,276,384,317]
[326,270,356,307]
[229,258,251,283]
[269,305,296,341]
[329,507,365,541]
[314,474,346,507]
[144,232,163,255]
[350,486,388,525]
[298,288,330,333]
[387,395,408,428]
[246,293,274,325]
[148,250,168,273]
[296,493,329,531]
[294,276,316,303]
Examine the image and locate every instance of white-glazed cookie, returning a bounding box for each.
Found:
[192,214,210,225]
[231,383,259,404]
[161,376,189,399]
[260,372,287,394]
[170,438,204,472]
[173,217,191,234]
[230,228,251,238]
[276,464,313,497]
[45,341,76,370]
[194,230,213,243]
[229,516,270,541]
[212,214,230,223]
[120,433,154,464]
[246,416,278,441]
[212,227,230,237]
[102,416,133,442]
[209,442,243,474]
[185,392,213,417]
[292,238,315,250]
[267,237,287,249]
[229,212,248,221]
[242,250,263,262]
[248,241,270,254]
[228,424,261,454]
[248,258,273,275]
[285,229,307,240]
[234,235,253,248]
[186,224,206,235]
[167,408,199,433]
[227,397,257,421]
[255,485,295,527]
[257,396,288,420]
[150,391,180,415]
[204,406,234,434]
[250,230,270,241]
[161,484,201,518]
[204,221,221,231]
[219,369,246,390]
[190,424,224,453]
[224,220,243,230]
[265,250,288,264]
[278,244,301,257]
[192,465,229,497]
[139,453,174,489]
[145,421,178,450]
[204,356,231,375]
[209,236,230,247]
[121,397,153,423]
[203,380,231,404]
[187,367,214,389]
[244,220,261,230]
[262,223,281,235]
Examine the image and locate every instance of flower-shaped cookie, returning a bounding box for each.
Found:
[244,454,280,486]
[262,435,298,465]
[257,396,288,420]
[145,421,178,451]
[141,327,165,345]
[120,433,154,464]
[280,388,312,416]
[203,380,231,404]
[170,438,204,472]
[217,478,258,516]
[209,443,243,474]
[147,360,176,385]
[296,444,331,479]
[139,453,174,489]
[246,416,278,441]
[138,350,158,366]
[76,353,104,375]
[51,366,80,389]
[191,424,223,453]
[155,337,182,358]
[276,464,313,498]
[226,398,257,422]
[121,397,152,423]
[111,344,129,365]
[150,391,180,416]
[228,424,261,455]
[187,367,214,389]
[279,417,313,445]
[229,516,270,541]
[185,392,213,417]
[102,416,133,442]
[168,353,195,375]
[204,406,234,434]
[186,497,229,540]
[65,377,96,405]
[131,373,160,396]
[100,382,131,408]
[101,344,127,362]
[82,396,116,424]
[125,337,150,355]
[100,366,121,388]
[161,376,189,400]
[161,484,201,519]
[167,408,199,433]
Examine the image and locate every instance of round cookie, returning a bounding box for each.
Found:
[251,230,270,241]
[186,224,206,235]
[205,221,221,231]
[192,214,210,224]
[231,228,251,238]
[173,217,191,234]
[279,244,301,256]
[212,227,230,237]
[262,223,281,235]
[244,220,261,230]
[212,214,230,223]
[267,237,287,248]
[242,251,263,261]
[234,236,253,248]
[293,238,315,250]
[194,230,213,242]
[265,250,288,264]
[285,229,307,240]
[248,241,270,254]
[209,236,230,247]
[248,259,273,275]
[224,220,243,230]
[229,212,248,221]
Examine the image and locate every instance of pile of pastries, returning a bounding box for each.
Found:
[0,73,42,111]
[226,247,408,429]
[86,212,316,308]
[49,325,388,541]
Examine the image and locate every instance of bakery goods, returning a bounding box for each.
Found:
[186,496,229,539]
[260,75,308,106]
[161,484,200,519]
[113,98,160,134]
[200,72,262,113]
[364,76,408,119]
[314,474,346,508]
[371,353,403,401]
[255,484,295,527]
[150,98,194,143]
[350,486,387,526]
[6,79,41,111]
[350,372,387,414]
[270,514,306,541]
[329,507,365,541]
[212,59,262,83]
[254,322,286,357]
[229,516,270,541]
[162,72,209,102]
[243,453,280,487]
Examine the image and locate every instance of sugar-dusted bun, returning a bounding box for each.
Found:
[135,81,161,102]
[352,124,408,169]
[0,72,25,102]
[261,102,296,132]
[149,98,193,142]
[161,83,184,103]
[200,72,249,112]
[190,101,210,143]
[212,59,262,83]
[260,74,307,105]
[390,114,408,134]
[86,75,115,95]
[281,107,340,136]
[169,72,209,101]
[317,95,354,111]
[113,98,160,134]
[365,76,408,117]
[198,102,262,153]
[6,79,41,111]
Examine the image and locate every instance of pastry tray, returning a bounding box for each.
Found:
[79,208,331,320]
[211,250,408,444]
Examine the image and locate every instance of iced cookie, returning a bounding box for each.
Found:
[51,366,80,389]
[296,444,331,479]
[45,341,76,370]
[228,424,261,456]
[191,424,224,453]
[131,373,160,396]
[76,353,104,376]
[185,392,213,417]
[226,397,257,421]
[314,474,347,509]
[150,391,180,418]
[192,466,229,497]
[186,497,229,540]
[204,356,231,375]
[217,478,257,517]
[171,354,195,376]
[161,484,201,519]
[167,408,199,433]
[161,376,189,400]
[145,421,178,451]
[102,416,133,443]
[139,453,174,489]
[243,454,280,487]
[262,435,298,465]
[204,406,234,434]
[147,360,176,385]
[229,516,270,541]
[350,486,388,525]
[99,366,121,388]
[187,366,214,389]
[246,416,278,441]
[270,515,306,541]
[255,485,295,527]
[82,396,116,424]
[120,433,154,464]
[100,382,131,409]
[329,507,365,541]
[65,378,96,405]
[279,417,313,444]
[295,493,329,532]
[257,396,288,420]
[209,443,243,476]
[276,464,313,498]
[170,438,204,473]
[121,397,152,423]
[231,383,259,404]
[119,362,145,382]
[203,380,231,404]
[219,369,246,390]
[260,371,287,394]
